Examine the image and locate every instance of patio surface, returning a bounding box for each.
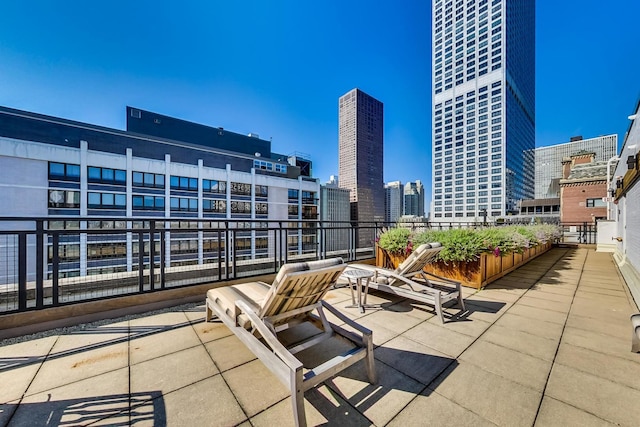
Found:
[1,247,639,426]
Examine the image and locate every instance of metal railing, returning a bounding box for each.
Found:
[0,217,390,314]
[0,217,594,315]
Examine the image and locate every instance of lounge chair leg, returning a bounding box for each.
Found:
[435,293,444,324]
[205,300,213,322]
[291,368,306,427]
[457,284,466,311]
[364,332,377,384]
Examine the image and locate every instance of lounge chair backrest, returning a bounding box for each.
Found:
[395,243,443,277]
[259,258,346,318]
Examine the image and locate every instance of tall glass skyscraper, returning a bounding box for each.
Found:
[339,88,384,247]
[430,0,535,222]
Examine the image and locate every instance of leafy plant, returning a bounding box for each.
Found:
[377,224,562,263]
[376,227,412,254]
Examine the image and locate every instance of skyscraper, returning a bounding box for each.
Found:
[404,180,425,217]
[535,134,618,199]
[338,88,384,247]
[385,181,404,223]
[430,0,535,222]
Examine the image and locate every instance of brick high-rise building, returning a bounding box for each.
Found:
[338,88,384,247]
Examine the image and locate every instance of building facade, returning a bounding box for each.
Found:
[430,0,535,222]
[559,152,609,223]
[535,135,618,199]
[338,88,384,246]
[384,181,404,223]
[0,106,319,280]
[320,185,351,253]
[404,180,425,217]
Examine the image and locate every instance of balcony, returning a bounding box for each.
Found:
[2,247,639,425]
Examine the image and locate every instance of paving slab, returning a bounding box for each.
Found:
[478,323,559,362]
[402,321,476,358]
[535,396,618,427]
[555,342,640,391]
[388,389,495,427]
[429,361,541,427]
[545,363,640,426]
[204,334,258,372]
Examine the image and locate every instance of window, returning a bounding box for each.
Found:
[170,175,198,191]
[586,198,606,208]
[88,192,126,209]
[132,195,165,211]
[170,197,198,212]
[230,182,251,196]
[230,201,252,214]
[255,202,268,215]
[288,189,299,200]
[49,162,80,181]
[133,172,165,188]
[49,190,80,208]
[202,199,227,213]
[203,179,226,194]
[88,167,126,184]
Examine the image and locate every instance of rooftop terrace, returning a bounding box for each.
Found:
[1,247,639,426]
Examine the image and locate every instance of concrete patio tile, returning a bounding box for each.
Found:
[324,359,425,426]
[565,313,629,340]
[493,313,564,340]
[555,342,640,391]
[475,288,524,303]
[0,401,18,426]
[535,396,617,427]
[26,341,129,395]
[204,334,258,372]
[10,367,129,426]
[428,315,492,338]
[129,323,201,365]
[517,295,572,314]
[187,317,234,344]
[578,285,628,298]
[128,375,247,427]
[462,296,511,317]
[374,336,454,385]
[359,307,424,335]
[250,384,371,427]
[388,390,495,427]
[561,326,640,363]
[507,304,568,325]
[222,359,290,418]
[48,320,129,354]
[352,316,401,347]
[129,311,191,327]
[530,283,577,296]
[524,289,575,303]
[545,363,640,426]
[402,321,476,358]
[479,323,558,362]
[569,300,634,324]
[429,362,541,427]
[131,345,219,396]
[385,299,439,321]
[0,336,57,404]
[573,293,633,310]
[459,340,552,392]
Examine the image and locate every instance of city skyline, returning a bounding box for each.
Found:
[1,0,639,208]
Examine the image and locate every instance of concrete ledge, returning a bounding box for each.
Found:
[614,252,640,311]
[0,272,278,340]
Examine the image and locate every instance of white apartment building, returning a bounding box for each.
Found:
[431,0,535,222]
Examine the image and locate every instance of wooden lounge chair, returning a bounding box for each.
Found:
[343,243,465,323]
[205,258,376,427]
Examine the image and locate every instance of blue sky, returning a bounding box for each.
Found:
[1,1,638,205]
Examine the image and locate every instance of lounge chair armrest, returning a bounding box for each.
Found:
[418,270,462,286]
[235,300,303,370]
[321,300,372,336]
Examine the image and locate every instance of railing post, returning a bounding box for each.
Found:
[138,230,144,292]
[35,220,44,308]
[159,224,165,289]
[52,232,59,305]
[149,220,155,290]
[18,233,27,310]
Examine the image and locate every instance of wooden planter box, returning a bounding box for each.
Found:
[376,242,552,290]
